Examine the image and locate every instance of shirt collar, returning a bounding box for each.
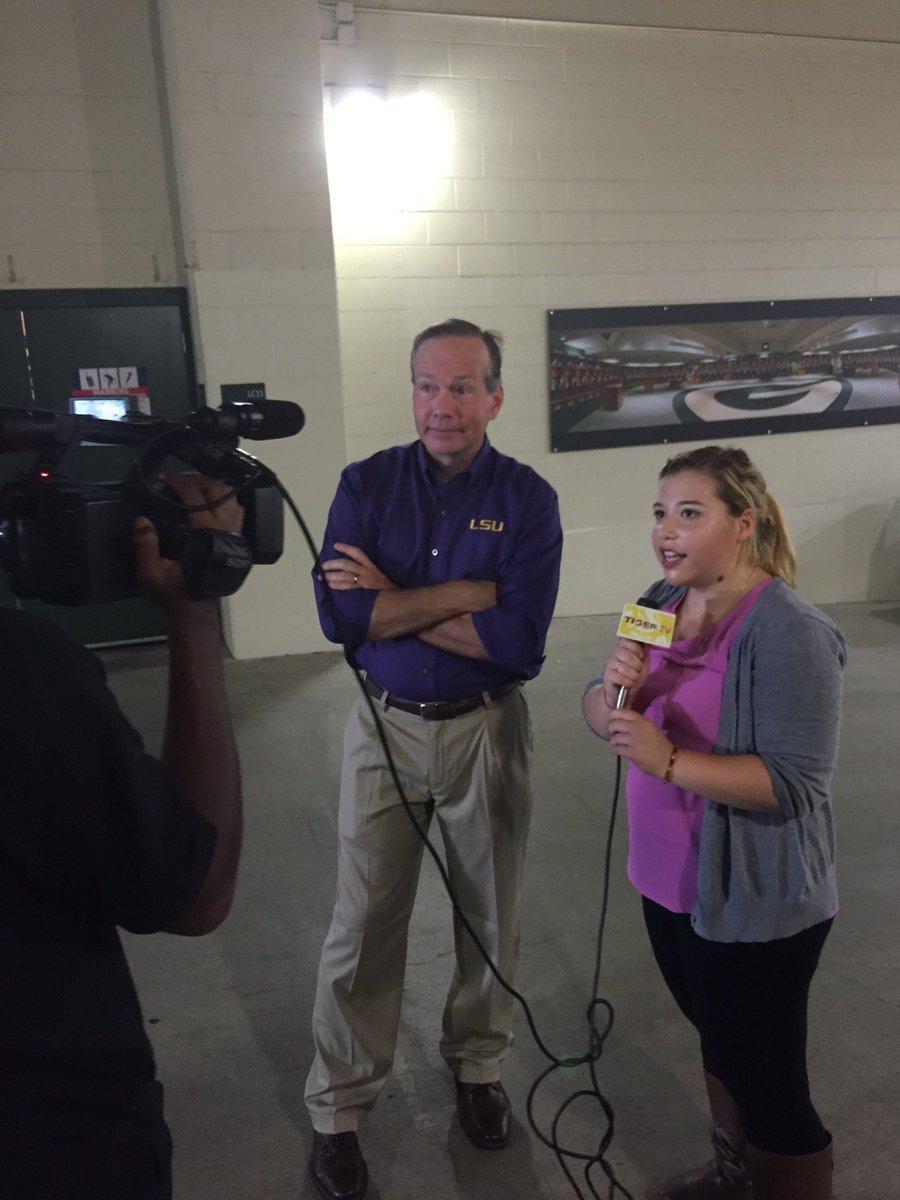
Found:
[416,435,493,489]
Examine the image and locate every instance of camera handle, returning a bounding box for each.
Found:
[178,527,253,599]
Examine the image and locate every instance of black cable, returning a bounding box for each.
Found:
[163,460,635,1199]
[524,755,631,1200]
[131,430,265,514]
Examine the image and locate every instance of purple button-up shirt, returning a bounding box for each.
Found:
[314,438,562,702]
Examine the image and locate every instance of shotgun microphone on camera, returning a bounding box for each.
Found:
[0,400,304,452]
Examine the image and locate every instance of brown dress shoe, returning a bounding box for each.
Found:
[309,1131,368,1200]
[455,1080,511,1149]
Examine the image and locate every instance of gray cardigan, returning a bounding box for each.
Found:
[602,577,846,943]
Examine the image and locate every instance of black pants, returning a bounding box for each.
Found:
[642,896,832,1155]
[0,1063,172,1200]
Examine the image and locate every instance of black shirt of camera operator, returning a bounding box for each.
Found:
[0,609,215,1167]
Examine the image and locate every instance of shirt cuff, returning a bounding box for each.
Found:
[315,577,377,645]
[472,606,535,673]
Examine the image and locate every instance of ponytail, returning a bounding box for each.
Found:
[756,491,796,588]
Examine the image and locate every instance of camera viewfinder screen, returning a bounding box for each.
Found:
[72,398,130,421]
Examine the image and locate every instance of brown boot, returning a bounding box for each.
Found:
[746,1137,833,1199]
[647,1073,751,1200]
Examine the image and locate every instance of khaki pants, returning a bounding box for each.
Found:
[305,686,534,1133]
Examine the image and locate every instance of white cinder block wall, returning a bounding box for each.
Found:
[321,11,900,617]
[157,0,348,658]
[1,0,181,288]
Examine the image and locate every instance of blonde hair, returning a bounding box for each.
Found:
[659,445,796,587]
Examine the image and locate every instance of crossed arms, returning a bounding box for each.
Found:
[314,470,563,673]
[322,541,493,660]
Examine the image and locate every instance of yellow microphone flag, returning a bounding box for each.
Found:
[616,603,676,648]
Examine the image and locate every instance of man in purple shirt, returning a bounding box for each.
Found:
[305,319,562,1200]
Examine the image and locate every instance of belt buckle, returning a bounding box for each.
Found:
[418,700,444,720]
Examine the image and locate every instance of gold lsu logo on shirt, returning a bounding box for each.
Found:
[468,517,505,532]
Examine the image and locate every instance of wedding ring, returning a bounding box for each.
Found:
[352,574,359,584]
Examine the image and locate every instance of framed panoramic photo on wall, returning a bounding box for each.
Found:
[548,295,900,452]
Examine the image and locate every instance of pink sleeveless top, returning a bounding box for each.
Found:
[626,578,773,913]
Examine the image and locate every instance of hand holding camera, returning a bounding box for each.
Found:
[134,474,245,608]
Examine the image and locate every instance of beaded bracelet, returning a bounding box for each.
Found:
[662,744,679,784]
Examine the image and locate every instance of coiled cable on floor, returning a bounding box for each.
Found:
[274,476,635,1200]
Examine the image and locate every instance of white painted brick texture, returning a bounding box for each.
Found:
[324,12,900,610]
[157,0,347,657]
[0,2,180,288]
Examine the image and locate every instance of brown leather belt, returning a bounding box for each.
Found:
[363,675,521,721]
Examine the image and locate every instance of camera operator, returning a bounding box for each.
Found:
[0,475,243,1200]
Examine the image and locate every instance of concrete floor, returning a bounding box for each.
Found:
[107,601,899,1200]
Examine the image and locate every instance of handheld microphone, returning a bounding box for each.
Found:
[0,400,305,452]
[614,602,676,707]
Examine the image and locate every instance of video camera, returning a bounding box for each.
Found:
[0,400,304,605]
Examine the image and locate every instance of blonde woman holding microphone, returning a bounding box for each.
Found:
[584,446,844,1200]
